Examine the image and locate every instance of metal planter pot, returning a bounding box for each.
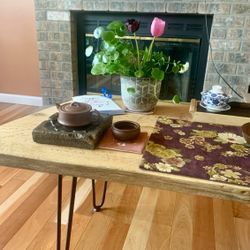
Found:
[120,76,162,112]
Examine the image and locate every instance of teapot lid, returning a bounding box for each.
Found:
[210,85,224,94]
[57,102,92,114]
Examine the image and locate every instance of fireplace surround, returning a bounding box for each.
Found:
[34,1,250,105]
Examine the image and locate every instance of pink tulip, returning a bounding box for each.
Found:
[150,17,166,37]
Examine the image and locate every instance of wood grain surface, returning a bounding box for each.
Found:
[0,99,249,203]
[0,102,249,249]
[190,99,250,125]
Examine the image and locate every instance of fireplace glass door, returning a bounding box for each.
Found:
[76,12,212,101]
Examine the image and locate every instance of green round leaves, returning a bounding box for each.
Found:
[101,31,115,43]
[151,68,164,81]
[89,19,187,81]
[172,95,181,104]
[107,21,126,37]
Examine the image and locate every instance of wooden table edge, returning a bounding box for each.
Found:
[1,153,249,204]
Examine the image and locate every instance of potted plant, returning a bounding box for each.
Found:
[85,17,189,112]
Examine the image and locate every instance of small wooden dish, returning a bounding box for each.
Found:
[111,120,140,141]
[242,122,250,144]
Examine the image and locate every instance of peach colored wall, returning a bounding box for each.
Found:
[0,0,41,96]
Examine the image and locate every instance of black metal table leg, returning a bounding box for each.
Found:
[91,179,108,212]
[57,175,63,250]
[57,177,107,249]
[57,175,77,250]
[65,177,77,250]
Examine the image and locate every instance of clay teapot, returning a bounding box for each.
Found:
[56,101,99,127]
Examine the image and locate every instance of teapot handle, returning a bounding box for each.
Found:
[91,109,100,124]
[56,103,61,110]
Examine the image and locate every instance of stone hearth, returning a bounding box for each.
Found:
[34,0,250,105]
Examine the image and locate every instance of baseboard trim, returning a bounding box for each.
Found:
[0,93,43,106]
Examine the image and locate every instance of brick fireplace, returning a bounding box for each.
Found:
[34,1,250,105]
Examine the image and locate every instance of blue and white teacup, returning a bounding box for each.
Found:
[201,85,231,109]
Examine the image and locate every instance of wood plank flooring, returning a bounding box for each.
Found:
[0,102,249,250]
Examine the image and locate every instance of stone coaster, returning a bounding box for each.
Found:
[32,113,112,149]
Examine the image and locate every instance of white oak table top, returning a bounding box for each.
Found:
[0,99,249,203]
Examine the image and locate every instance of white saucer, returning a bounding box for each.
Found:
[200,102,231,113]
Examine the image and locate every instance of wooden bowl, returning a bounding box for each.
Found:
[242,122,250,144]
[112,120,140,141]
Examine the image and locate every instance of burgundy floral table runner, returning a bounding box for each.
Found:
[140,117,250,187]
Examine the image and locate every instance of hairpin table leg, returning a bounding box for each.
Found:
[57,175,63,250]
[91,179,108,212]
[57,176,77,250]
[65,176,77,250]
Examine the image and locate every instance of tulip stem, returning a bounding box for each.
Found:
[134,33,140,68]
[147,37,155,62]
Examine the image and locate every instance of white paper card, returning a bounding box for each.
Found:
[72,95,125,115]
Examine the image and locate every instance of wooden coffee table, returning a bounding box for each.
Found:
[0,100,249,249]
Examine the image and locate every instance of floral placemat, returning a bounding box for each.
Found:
[140,117,250,186]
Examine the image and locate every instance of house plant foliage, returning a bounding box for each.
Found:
[86,17,189,111]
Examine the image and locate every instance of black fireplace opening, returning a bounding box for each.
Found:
[76,11,213,101]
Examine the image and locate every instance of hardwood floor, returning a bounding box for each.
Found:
[0,102,249,250]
